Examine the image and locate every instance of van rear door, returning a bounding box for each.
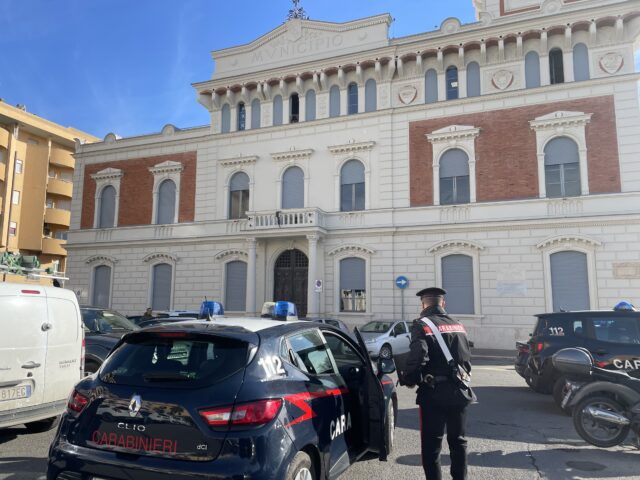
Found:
[0,287,48,415]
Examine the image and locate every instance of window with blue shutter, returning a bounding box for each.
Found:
[442,255,474,314]
[340,160,365,212]
[251,98,261,129]
[340,257,366,312]
[365,79,377,112]
[425,69,438,104]
[525,51,541,88]
[229,172,250,219]
[305,90,316,121]
[225,261,247,311]
[551,251,590,312]
[446,66,459,100]
[92,265,111,308]
[347,83,358,115]
[273,95,283,126]
[221,104,231,133]
[329,86,341,117]
[151,263,172,311]
[98,185,116,228]
[156,179,176,225]
[237,103,246,131]
[440,149,470,205]
[282,166,304,209]
[573,43,590,82]
[466,62,480,97]
[544,137,581,198]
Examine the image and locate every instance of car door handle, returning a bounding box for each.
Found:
[41,323,53,332]
[21,361,41,369]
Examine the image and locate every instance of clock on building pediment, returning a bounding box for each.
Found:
[211,15,392,80]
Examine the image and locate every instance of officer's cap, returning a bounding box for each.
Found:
[416,287,447,299]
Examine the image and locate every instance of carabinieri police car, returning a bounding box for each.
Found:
[47,306,397,480]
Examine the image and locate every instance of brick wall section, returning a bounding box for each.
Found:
[80,152,197,229]
[409,96,621,206]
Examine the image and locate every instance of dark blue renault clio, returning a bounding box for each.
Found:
[47,317,397,480]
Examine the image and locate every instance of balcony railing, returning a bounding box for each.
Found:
[245,208,325,230]
[47,177,73,198]
[44,207,71,227]
[42,237,68,256]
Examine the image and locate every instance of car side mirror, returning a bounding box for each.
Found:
[378,357,396,375]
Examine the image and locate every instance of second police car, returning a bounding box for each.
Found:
[47,302,397,480]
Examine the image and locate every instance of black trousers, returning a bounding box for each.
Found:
[419,401,468,480]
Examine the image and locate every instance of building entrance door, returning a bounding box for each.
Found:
[273,249,308,317]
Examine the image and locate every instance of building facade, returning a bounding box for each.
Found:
[67,0,640,348]
[0,102,97,281]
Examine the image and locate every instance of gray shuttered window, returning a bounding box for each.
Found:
[251,99,261,129]
[229,172,250,219]
[225,261,247,311]
[156,179,176,225]
[305,90,316,121]
[329,86,341,118]
[221,104,231,133]
[365,79,377,112]
[340,257,366,313]
[551,251,590,312]
[92,265,111,308]
[273,95,283,126]
[98,185,116,229]
[544,136,581,198]
[282,166,304,209]
[151,263,172,311]
[442,254,474,314]
[440,149,470,205]
[425,69,438,104]
[340,160,365,212]
[466,62,481,97]
[573,43,590,82]
[525,51,541,88]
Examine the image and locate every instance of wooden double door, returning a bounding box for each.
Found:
[273,249,308,317]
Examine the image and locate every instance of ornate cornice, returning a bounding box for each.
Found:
[328,141,376,156]
[142,252,179,263]
[215,249,248,261]
[91,168,123,181]
[328,244,376,256]
[428,239,485,253]
[85,254,118,265]
[219,155,259,167]
[148,160,184,176]
[426,125,480,144]
[271,149,314,162]
[529,111,592,131]
[536,234,602,250]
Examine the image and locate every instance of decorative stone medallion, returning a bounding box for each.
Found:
[599,52,624,75]
[491,70,514,90]
[398,85,418,105]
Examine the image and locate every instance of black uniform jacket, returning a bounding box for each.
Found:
[404,306,472,404]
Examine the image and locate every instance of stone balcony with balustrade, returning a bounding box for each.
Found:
[244,207,326,232]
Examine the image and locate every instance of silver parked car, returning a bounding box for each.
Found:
[359,320,412,359]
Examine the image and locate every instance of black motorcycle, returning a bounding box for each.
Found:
[553,348,640,448]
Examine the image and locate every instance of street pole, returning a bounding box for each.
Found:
[401,288,405,321]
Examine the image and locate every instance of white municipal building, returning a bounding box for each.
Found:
[67,0,640,349]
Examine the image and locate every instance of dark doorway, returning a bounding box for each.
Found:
[273,249,308,317]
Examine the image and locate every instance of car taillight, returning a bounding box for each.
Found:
[201,399,282,428]
[595,360,608,368]
[67,390,89,413]
[531,342,544,354]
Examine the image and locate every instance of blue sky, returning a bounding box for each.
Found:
[0,1,476,138]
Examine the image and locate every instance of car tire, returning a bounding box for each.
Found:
[552,376,571,415]
[287,451,316,480]
[379,344,392,360]
[24,416,59,434]
[385,399,395,456]
[525,372,549,394]
[84,360,101,377]
[573,395,630,448]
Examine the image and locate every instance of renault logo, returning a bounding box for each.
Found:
[128,394,142,418]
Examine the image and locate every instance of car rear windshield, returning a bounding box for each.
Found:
[99,334,248,388]
[360,321,393,333]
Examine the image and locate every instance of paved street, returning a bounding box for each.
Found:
[1,354,638,480]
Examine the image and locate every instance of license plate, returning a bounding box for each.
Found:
[0,385,31,402]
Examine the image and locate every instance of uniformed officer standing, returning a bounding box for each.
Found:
[403,287,473,480]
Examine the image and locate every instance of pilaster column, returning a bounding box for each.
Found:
[579,148,589,195]
[230,105,238,132]
[341,88,349,115]
[283,97,290,124]
[437,71,446,102]
[433,165,441,205]
[246,239,257,315]
[358,85,365,114]
[537,153,546,198]
[299,93,306,122]
[563,26,574,83]
[245,102,253,130]
[306,235,319,316]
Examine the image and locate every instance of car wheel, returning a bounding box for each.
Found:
[84,360,101,377]
[24,416,59,434]
[552,376,571,415]
[385,399,395,456]
[379,344,393,360]
[287,451,315,480]
[573,395,630,448]
[525,372,550,394]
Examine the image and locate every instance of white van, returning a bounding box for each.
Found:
[0,283,83,432]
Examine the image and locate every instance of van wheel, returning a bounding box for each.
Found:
[379,344,393,360]
[287,451,316,480]
[24,416,58,433]
[84,360,100,376]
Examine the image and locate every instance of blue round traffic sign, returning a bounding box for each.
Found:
[395,276,409,289]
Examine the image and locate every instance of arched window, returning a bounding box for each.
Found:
[340,257,366,312]
[273,95,283,126]
[98,185,116,228]
[156,179,176,225]
[466,62,481,97]
[251,98,261,129]
[439,149,470,205]
[92,265,111,308]
[229,172,250,219]
[221,104,231,133]
[446,66,459,100]
[442,254,474,314]
[340,160,365,212]
[365,79,377,112]
[425,69,438,104]
[290,93,300,123]
[550,251,590,312]
[573,43,590,81]
[225,261,247,311]
[305,90,316,121]
[525,51,541,88]
[347,82,358,115]
[237,102,246,131]
[151,263,172,311]
[549,48,564,84]
[544,137,581,198]
[329,85,341,118]
[282,166,304,209]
